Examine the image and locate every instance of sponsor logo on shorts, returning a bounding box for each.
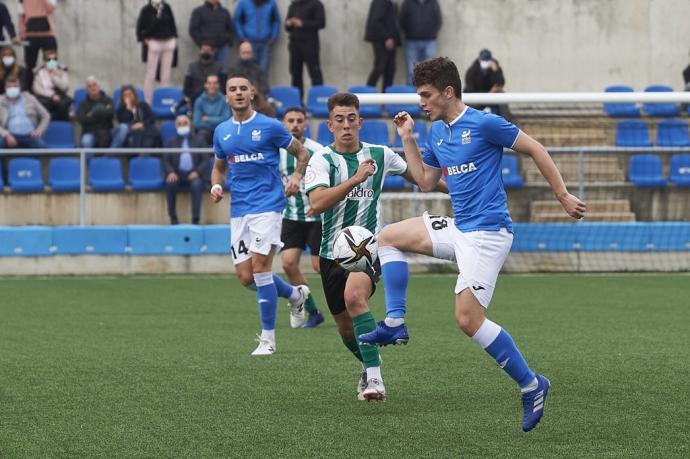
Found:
[472,285,485,291]
[230,152,265,163]
[444,162,477,176]
[347,187,374,200]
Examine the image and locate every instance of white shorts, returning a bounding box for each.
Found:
[230,211,284,264]
[423,211,513,308]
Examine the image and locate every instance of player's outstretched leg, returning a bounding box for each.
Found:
[251,272,278,355]
[272,274,310,328]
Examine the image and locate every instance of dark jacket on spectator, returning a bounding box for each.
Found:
[364,0,401,45]
[227,59,269,97]
[399,0,442,40]
[136,2,178,64]
[117,101,160,149]
[184,59,226,102]
[116,101,155,128]
[285,0,325,43]
[464,59,505,93]
[189,1,234,49]
[0,2,17,42]
[0,65,28,95]
[77,91,114,133]
[163,134,210,178]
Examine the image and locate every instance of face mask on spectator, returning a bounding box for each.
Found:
[2,56,15,67]
[176,126,191,137]
[46,59,58,70]
[200,52,213,62]
[479,60,492,70]
[5,86,20,98]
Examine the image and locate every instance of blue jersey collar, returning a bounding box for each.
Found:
[445,105,469,128]
[231,110,257,124]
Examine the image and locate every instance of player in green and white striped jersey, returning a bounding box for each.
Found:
[278,107,325,329]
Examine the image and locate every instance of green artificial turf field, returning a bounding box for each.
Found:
[1,274,688,458]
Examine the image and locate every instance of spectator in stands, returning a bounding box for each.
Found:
[32,49,70,121]
[0,1,20,45]
[227,41,269,98]
[683,49,690,91]
[0,46,27,94]
[77,76,127,149]
[234,0,281,75]
[182,42,225,112]
[399,0,442,85]
[136,0,178,104]
[116,85,160,149]
[464,49,510,118]
[162,114,209,225]
[0,75,48,149]
[285,0,325,100]
[364,0,401,92]
[19,0,58,90]
[192,73,229,144]
[189,0,234,69]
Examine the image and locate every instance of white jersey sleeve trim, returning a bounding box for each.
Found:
[509,130,522,150]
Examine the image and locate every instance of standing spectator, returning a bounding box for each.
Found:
[162,114,209,225]
[189,0,234,69]
[234,0,281,75]
[0,1,20,44]
[0,75,48,149]
[364,0,401,92]
[77,76,127,149]
[192,73,229,144]
[19,0,58,90]
[0,46,27,94]
[285,0,325,100]
[136,0,178,104]
[464,48,505,93]
[116,85,160,149]
[182,42,225,110]
[399,0,442,85]
[32,48,70,121]
[227,41,269,98]
[683,49,690,91]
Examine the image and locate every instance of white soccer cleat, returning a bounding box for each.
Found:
[250,334,276,356]
[288,285,310,329]
[356,369,367,401]
[361,378,386,401]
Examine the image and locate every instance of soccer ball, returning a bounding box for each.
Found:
[333,226,378,272]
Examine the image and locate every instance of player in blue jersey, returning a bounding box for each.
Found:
[210,73,312,356]
[359,57,586,430]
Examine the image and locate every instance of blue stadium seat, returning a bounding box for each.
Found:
[393,121,428,148]
[8,158,44,192]
[655,118,690,147]
[128,225,204,254]
[307,85,338,118]
[577,223,651,251]
[152,87,183,119]
[0,162,4,189]
[642,85,680,117]
[113,86,145,110]
[203,225,230,254]
[52,226,128,254]
[348,85,382,118]
[649,222,690,251]
[615,120,652,147]
[501,154,524,188]
[602,86,641,117]
[43,121,76,148]
[0,226,53,256]
[628,154,666,188]
[269,86,302,118]
[669,154,690,187]
[49,157,81,192]
[128,156,164,191]
[316,121,333,146]
[384,85,421,118]
[73,88,87,113]
[512,223,578,252]
[159,120,177,145]
[382,175,405,190]
[359,120,391,145]
[88,157,125,191]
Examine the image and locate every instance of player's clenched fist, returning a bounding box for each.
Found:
[284,174,301,196]
[210,183,224,203]
[354,159,376,183]
[558,192,587,219]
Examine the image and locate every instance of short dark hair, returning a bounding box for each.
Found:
[284,106,306,117]
[205,73,220,83]
[327,92,359,113]
[227,72,251,83]
[412,57,462,99]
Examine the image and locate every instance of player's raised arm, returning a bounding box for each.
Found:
[512,132,586,219]
[210,158,227,203]
[394,112,443,192]
[284,137,309,196]
[307,159,376,215]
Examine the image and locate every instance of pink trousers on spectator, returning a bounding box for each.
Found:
[144,37,176,104]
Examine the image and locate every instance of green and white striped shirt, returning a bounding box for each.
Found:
[304,142,408,259]
[279,137,323,222]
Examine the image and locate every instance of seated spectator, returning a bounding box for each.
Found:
[162,114,209,225]
[464,48,510,118]
[32,49,71,121]
[227,41,269,98]
[182,42,225,110]
[116,84,161,149]
[77,76,128,149]
[0,75,49,149]
[0,46,28,95]
[192,73,229,144]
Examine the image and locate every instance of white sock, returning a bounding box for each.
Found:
[520,377,539,393]
[288,286,301,302]
[367,366,382,381]
[384,317,405,327]
[260,329,275,342]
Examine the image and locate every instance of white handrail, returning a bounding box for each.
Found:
[355,92,690,105]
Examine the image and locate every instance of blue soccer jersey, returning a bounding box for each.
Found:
[423,106,520,232]
[214,111,294,218]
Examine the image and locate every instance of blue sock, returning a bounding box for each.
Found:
[472,319,536,389]
[254,272,277,330]
[272,274,295,299]
[379,246,408,319]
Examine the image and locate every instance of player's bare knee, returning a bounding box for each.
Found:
[455,310,482,336]
[344,291,368,315]
[282,260,299,277]
[236,270,255,288]
[377,226,395,247]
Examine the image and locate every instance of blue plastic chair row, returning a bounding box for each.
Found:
[604,85,681,118]
[628,153,690,188]
[616,119,690,147]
